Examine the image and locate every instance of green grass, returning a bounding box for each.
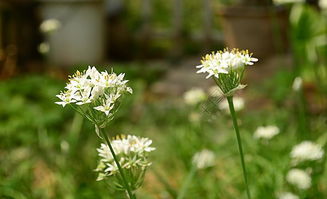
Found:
[0,63,326,199]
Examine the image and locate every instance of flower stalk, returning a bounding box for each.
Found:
[195,48,257,199]
[227,96,251,199]
[55,67,153,199]
[177,164,197,199]
[293,78,310,139]
[98,126,137,199]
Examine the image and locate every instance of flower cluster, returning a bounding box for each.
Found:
[286,168,312,190]
[40,19,61,33]
[183,88,207,105]
[320,0,327,9]
[196,49,257,96]
[56,67,132,127]
[196,49,258,79]
[192,149,215,169]
[290,141,324,165]
[292,77,303,92]
[278,192,299,199]
[254,125,280,140]
[95,135,155,190]
[280,140,325,197]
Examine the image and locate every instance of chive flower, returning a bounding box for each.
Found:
[95,135,155,191]
[290,141,324,165]
[192,149,215,169]
[196,48,258,95]
[286,169,312,190]
[55,66,132,127]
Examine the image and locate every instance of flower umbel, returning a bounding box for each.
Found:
[40,19,61,33]
[196,48,258,95]
[55,66,132,127]
[254,125,280,140]
[290,141,324,165]
[286,169,312,190]
[95,135,155,191]
[56,67,137,199]
[278,192,299,199]
[192,149,215,169]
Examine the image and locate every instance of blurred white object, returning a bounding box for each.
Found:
[320,0,327,9]
[292,77,303,91]
[286,169,311,190]
[40,19,61,33]
[278,192,299,199]
[254,125,280,140]
[192,149,215,169]
[40,0,105,66]
[290,141,324,164]
[183,88,206,105]
[60,140,70,152]
[38,42,50,54]
[219,97,244,113]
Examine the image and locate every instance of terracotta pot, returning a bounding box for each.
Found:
[218,5,289,58]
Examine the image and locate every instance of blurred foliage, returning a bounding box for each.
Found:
[0,59,326,198]
[1,2,327,199]
[123,0,216,31]
[290,4,327,91]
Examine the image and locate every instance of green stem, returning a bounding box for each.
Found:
[296,89,310,139]
[177,165,197,199]
[227,96,251,199]
[98,127,136,199]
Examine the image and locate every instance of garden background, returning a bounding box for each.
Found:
[0,0,326,198]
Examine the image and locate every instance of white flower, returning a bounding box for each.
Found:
[208,86,223,98]
[40,19,61,33]
[196,49,258,79]
[75,86,92,105]
[55,91,76,107]
[123,135,156,153]
[196,49,257,96]
[254,125,280,140]
[320,0,327,9]
[290,141,324,164]
[93,94,119,116]
[292,77,303,91]
[56,67,132,125]
[94,103,114,116]
[96,135,155,178]
[97,143,114,160]
[192,149,215,169]
[60,140,70,152]
[38,42,50,54]
[286,169,311,190]
[183,88,207,105]
[278,192,299,199]
[219,97,244,113]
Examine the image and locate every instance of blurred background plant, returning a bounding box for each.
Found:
[0,0,326,198]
